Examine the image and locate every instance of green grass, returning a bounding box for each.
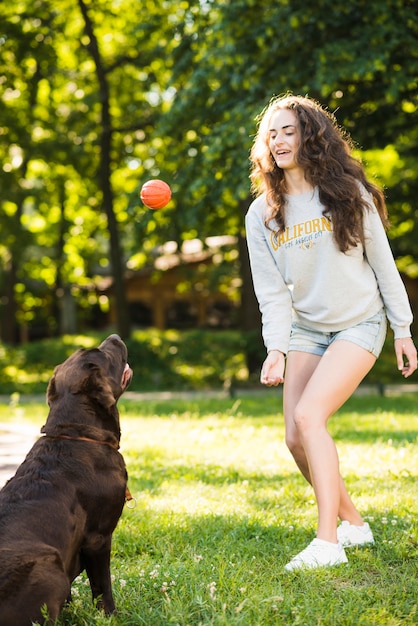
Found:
[1,393,417,625]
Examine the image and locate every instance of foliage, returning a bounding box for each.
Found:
[0,330,248,394]
[1,393,417,625]
[0,0,417,342]
[0,0,189,338]
[159,0,418,242]
[0,330,413,396]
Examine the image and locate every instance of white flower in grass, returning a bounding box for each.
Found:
[193,554,203,562]
[72,587,80,597]
[382,517,388,524]
[391,519,397,525]
[208,581,217,600]
[120,579,127,588]
[234,599,247,613]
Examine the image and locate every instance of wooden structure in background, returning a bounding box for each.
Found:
[103,236,239,330]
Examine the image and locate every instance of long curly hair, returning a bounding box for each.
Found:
[249,94,388,251]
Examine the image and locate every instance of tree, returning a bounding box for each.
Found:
[153,0,418,345]
[0,2,60,342]
[76,0,130,337]
[0,0,187,341]
[1,0,417,346]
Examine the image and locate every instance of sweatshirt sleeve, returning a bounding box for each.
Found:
[363,202,413,339]
[245,203,292,354]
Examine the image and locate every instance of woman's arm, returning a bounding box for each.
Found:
[245,204,292,355]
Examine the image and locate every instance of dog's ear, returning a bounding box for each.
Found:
[46,373,58,405]
[83,363,116,410]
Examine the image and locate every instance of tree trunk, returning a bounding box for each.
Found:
[0,180,28,344]
[0,257,18,344]
[78,0,131,339]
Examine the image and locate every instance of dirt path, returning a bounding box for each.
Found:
[0,424,38,487]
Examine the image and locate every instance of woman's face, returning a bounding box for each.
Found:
[267,108,300,172]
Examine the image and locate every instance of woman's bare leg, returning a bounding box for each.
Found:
[283,341,376,542]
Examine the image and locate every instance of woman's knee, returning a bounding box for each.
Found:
[285,403,322,453]
[293,403,326,435]
[284,427,303,456]
[293,404,310,433]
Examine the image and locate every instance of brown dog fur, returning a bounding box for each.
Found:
[0,334,132,625]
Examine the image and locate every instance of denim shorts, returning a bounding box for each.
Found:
[288,309,387,358]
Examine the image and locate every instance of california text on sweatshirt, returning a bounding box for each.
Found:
[245,187,413,355]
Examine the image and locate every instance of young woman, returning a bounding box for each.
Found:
[245,94,417,571]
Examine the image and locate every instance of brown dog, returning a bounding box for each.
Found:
[0,334,133,625]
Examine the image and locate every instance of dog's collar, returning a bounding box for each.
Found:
[41,433,120,450]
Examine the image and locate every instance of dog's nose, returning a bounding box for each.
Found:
[98,334,124,351]
[108,334,122,342]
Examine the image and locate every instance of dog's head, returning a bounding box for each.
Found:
[46,334,133,417]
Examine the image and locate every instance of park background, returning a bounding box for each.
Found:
[0,4,417,625]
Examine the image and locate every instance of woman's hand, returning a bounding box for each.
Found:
[260,350,286,386]
[394,337,417,378]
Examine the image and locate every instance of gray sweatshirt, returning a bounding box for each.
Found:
[245,187,413,354]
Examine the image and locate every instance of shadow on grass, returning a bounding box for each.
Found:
[115,506,416,561]
[116,509,299,560]
[57,508,417,626]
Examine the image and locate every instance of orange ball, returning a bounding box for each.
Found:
[140,179,172,210]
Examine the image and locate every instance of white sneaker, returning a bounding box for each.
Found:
[337,521,374,548]
[284,538,348,572]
